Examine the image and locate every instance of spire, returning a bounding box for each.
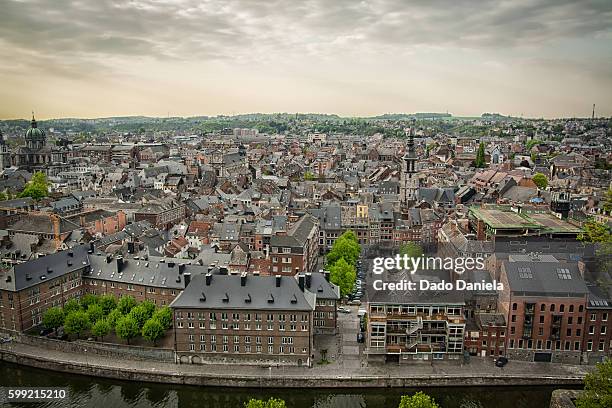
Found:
[31,111,37,128]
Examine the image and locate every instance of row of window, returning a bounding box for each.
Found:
[176,312,307,322]
[187,343,307,354]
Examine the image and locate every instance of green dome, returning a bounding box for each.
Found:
[25,115,45,140]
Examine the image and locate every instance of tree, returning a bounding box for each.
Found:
[579,220,611,244]
[129,304,152,329]
[80,294,99,309]
[474,142,486,168]
[42,307,65,331]
[603,188,612,214]
[152,307,173,330]
[91,318,110,341]
[63,298,82,314]
[106,308,123,329]
[399,242,423,259]
[139,300,156,318]
[142,318,165,346]
[576,358,612,408]
[329,257,356,297]
[244,398,286,408]
[86,303,105,323]
[532,173,548,189]
[99,294,117,314]
[19,171,49,200]
[327,231,361,267]
[117,295,137,315]
[398,392,440,408]
[303,171,316,181]
[63,311,91,339]
[115,315,139,345]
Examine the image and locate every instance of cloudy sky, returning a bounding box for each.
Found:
[0,0,611,119]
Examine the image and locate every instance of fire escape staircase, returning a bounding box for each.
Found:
[405,316,423,349]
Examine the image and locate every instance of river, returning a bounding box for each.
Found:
[0,362,569,407]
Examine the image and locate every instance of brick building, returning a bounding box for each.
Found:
[269,214,319,275]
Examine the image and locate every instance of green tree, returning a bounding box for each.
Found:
[579,220,611,244]
[99,294,117,314]
[139,300,156,317]
[63,311,91,339]
[399,242,424,259]
[532,173,548,189]
[106,308,123,329]
[63,298,82,314]
[91,318,110,341]
[327,231,361,267]
[117,295,137,315]
[80,294,99,309]
[398,392,440,408]
[129,304,152,329]
[19,171,49,200]
[42,307,65,331]
[142,318,165,346]
[303,171,316,181]
[603,188,612,214]
[115,315,139,345]
[329,258,356,297]
[152,307,173,330]
[86,303,105,323]
[244,398,286,408]
[474,142,486,168]
[576,358,612,408]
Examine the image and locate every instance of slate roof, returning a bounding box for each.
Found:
[503,260,588,297]
[170,273,316,311]
[304,272,340,300]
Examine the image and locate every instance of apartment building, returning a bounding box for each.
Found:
[366,269,466,363]
[305,272,340,334]
[170,273,316,366]
[269,214,319,275]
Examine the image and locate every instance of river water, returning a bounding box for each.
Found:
[0,362,568,407]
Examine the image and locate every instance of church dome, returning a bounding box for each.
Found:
[25,115,46,141]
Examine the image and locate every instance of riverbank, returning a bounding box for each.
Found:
[0,342,590,388]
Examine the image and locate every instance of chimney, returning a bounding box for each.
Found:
[205,273,212,286]
[184,272,191,288]
[116,256,124,273]
[275,275,281,287]
[67,251,74,258]
[324,271,330,282]
[298,274,305,291]
[240,272,247,287]
[168,261,176,268]
[89,241,95,254]
[127,241,135,254]
[305,272,312,288]
[178,264,186,275]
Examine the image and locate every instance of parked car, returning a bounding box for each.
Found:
[495,357,508,367]
[338,307,351,314]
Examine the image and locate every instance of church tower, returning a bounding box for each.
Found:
[0,129,9,170]
[400,121,419,207]
[25,114,46,150]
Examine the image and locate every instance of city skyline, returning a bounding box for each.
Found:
[1,0,611,120]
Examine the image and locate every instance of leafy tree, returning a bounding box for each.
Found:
[19,171,49,200]
[63,311,91,339]
[303,171,316,181]
[399,242,423,259]
[152,307,173,330]
[142,318,165,346]
[244,398,286,408]
[117,295,137,315]
[603,188,612,214]
[86,303,105,323]
[327,231,361,267]
[115,315,139,345]
[398,392,440,408]
[329,258,356,297]
[42,307,65,331]
[99,294,118,314]
[474,142,486,168]
[129,304,153,329]
[140,300,156,317]
[532,173,548,189]
[576,358,612,408]
[106,308,123,329]
[63,298,82,314]
[91,318,110,341]
[80,294,99,309]
[525,139,541,151]
[579,220,611,244]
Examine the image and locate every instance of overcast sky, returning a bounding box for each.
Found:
[1,0,611,119]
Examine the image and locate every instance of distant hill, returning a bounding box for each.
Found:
[481,113,516,120]
[370,113,452,120]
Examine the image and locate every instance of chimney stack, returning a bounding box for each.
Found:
[205,273,212,286]
[275,275,282,287]
[184,272,191,288]
[178,263,186,275]
[127,241,135,254]
[116,256,124,273]
[298,274,305,291]
[324,271,330,282]
[89,241,95,254]
[240,272,247,287]
[305,272,312,288]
